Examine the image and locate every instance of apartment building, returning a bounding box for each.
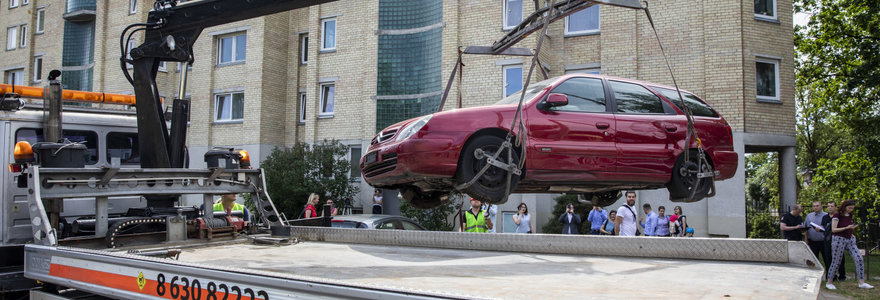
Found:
[1,0,795,237]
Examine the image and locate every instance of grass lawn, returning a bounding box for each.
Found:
[822,254,880,299]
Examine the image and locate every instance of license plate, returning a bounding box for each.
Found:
[365,152,378,164]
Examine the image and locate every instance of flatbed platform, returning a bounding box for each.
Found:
[26,227,823,299]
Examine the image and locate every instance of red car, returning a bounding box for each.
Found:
[361,74,737,208]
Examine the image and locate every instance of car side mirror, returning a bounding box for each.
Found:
[539,93,568,110]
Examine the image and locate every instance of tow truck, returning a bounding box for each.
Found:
[3,1,823,299]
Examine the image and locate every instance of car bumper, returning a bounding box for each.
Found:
[361,134,463,187]
[712,150,738,180]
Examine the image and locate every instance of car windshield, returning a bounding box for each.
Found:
[495,78,556,105]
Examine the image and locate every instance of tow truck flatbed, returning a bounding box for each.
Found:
[25,227,823,299]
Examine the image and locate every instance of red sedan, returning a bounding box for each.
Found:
[361,74,737,208]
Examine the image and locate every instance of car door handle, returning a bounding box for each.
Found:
[596,122,610,129]
[664,124,678,132]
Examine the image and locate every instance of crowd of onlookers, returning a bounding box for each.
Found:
[780,201,874,290]
[557,191,694,237]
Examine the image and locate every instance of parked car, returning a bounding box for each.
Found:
[330,214,426,230]
[361,74,737,208]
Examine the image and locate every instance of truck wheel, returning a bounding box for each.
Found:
[456,135,519,204]
[667,150,712,202]
[400,187,447,209]
[580,190,621,207]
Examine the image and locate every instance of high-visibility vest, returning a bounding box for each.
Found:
[464,210,488,233]
[213,202,245,215]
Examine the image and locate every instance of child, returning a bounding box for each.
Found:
[685,227,695,237]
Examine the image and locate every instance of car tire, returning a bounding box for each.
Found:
[580,190,622,207]
[400,187,447,209]
[456,135,520,204]
[667,150,713,202]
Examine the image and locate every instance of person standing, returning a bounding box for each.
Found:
[825,200,873,290]
[302,193,319,218]
[372,189,383,214]
[600,210,617,235]
[672,206,688,237]
[320,198,338,217]
[513,203,534,233]
[615,191,639,236]
[461,198,493,233]
[482,203,498,233]
[558,203,582,234]
[780,204,805,241]
[212,193,251,223]
[640,203,658,237]
[824,201,846,281]
[804,201,829,275]
[653,206,670,237]
[587,200,608,235]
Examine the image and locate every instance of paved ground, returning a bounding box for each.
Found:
[179,241,823,299]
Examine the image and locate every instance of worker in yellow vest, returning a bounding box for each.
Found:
[461,197,493,233]
[212,193,251,223]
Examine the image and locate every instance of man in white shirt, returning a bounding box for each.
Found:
[482,203,498,233]
[615,191,639,236]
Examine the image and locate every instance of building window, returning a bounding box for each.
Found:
[300,34,308,64]
[756,57,780,102]
[503,65,523,97]
[565,5,599,36]
[503,0,523,30]
[22,0,28,5]
[298,92,307,124]
[18,25,26,48]
[33,56,42,82]
[755,0,776,20]
[9,0,20,8]
[214,92,244,122]
[217,33,246,64]
[5,69,24,85]
[7,26,18,50]
[129,0,137,14]
[349,146,361,179]
[36,8,45,33]
[319,83,335,116]
[321,18,336,51]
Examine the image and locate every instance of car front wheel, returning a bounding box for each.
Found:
[456,135,520,204]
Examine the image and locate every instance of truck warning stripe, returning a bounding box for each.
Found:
[49,263,261,300]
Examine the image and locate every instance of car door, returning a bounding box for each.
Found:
[527,77,616,181]
[609,80,684,180]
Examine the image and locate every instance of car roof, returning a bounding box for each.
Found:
[556,73,698,96]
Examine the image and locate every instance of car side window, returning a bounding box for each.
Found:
[400,220,421,230]
[548,77,606,113]
[376,221,397,230]
[610,80,665,114]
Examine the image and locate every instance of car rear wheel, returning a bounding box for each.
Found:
[456,135,520,204]
[667,150,713,202]
[579,190,622,207]
[399,187,447,209]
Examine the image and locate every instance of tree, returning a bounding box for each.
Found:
[541,194,593,234]
[260,140,359,219]
[399,192,460,231]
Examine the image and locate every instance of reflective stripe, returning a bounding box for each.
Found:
[464,210,488,233]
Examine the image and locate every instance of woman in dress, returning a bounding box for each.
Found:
[512,203,534,233]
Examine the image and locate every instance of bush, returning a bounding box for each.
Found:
[260,140,359,219]
[399,192,460,231]
[747,210,781,239]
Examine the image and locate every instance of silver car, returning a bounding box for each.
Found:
[330,214,425,230]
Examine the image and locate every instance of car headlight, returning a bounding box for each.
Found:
[395,115,433,142]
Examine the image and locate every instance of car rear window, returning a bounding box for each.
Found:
[653,87,719,118]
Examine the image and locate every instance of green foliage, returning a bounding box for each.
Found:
[745,153,779,212]
[260,140,359,219]
[747,211,781,239]
[399,193,460,231]
[803,149,879,221]
[541,194,593,234]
